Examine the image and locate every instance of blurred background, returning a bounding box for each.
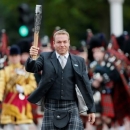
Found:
[0,0,129,46]
[0,0,130,130]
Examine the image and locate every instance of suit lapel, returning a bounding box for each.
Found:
[70,54,82,77]
[50,52,58,74]
[50,52,82,76]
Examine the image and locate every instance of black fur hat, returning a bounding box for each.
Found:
[88,33,107,62]
[89,33,107,50]
[17,38,32,54]
[10,45,21,55]
[124,39,130,55]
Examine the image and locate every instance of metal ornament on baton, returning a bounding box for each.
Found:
[33,5,42,60]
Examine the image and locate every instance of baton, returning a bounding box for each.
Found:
[33,5,42,60]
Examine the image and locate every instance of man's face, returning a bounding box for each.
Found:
[53,34,70,55]
[9,55,21,64]
[92,48,104,61]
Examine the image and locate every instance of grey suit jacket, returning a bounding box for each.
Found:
[25,51,95,113]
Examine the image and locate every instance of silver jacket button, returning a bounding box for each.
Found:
[57,115,60,118]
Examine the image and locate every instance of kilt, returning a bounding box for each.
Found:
[41,99,84,130]
[101,93,115,118]
[112,82,130,124]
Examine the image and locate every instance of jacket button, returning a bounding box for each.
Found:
[57,115,60,118]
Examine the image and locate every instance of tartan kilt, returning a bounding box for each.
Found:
[101,93,115,118]
[112,82,130,123]
[41,99,84,130]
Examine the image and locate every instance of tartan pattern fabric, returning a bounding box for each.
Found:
[101,93,115,118]
[41,99,84,130]
[112,82,130,124]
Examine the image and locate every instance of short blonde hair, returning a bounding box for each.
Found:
[53,30,70,40]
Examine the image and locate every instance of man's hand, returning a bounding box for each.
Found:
[29,46,39,57]
[87,113,95,124]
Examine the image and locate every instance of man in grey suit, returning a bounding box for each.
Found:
[25,30,95,130]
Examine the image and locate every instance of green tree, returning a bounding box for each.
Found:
[124,0,130,32]
[0,1,36,45]
[43,0,110,46]
[0,0,130,46]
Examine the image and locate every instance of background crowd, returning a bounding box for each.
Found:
[0,27,130,130]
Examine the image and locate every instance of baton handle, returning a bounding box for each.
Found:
[32,33,39,60]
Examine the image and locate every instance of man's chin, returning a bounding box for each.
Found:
[58,51,66,55]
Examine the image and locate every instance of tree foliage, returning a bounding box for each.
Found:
[43,0,109,45]
[0,0,129,46]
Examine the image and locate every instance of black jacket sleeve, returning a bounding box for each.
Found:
[82,59,96,113]
[25,54,44,73]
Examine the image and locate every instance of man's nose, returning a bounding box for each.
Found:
[60,42,64,46]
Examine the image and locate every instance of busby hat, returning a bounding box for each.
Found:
[116,35,125,51]
[124,39,130,55]
[89,33,107,50]
[88,33,107,62]
[10,45,21,55]
[17,38,32,54]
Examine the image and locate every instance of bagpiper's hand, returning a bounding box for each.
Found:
[87,113,95,124]
[16,84,24,93]
[29,46,39,57]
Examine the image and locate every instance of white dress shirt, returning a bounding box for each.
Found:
[55,51,69,68]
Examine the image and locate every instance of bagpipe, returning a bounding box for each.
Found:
[89,33,130,95]
[105,34,130,96]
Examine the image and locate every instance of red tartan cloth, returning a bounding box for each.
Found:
[101,93,115,118]
[112,82,130,123]
[31,104,43,119]
[31,104,43,124]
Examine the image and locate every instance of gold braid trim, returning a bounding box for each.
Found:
[2,103,33,120]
